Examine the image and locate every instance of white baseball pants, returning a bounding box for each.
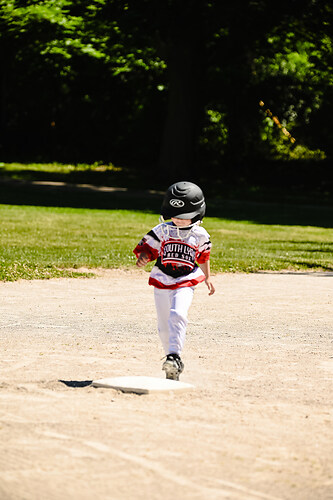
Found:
[154,286,195,355]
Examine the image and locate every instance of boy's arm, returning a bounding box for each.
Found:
[133,231,160,268]
[198,261,215,295]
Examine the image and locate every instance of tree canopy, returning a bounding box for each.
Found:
[0,0,332,184]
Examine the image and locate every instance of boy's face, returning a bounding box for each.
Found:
[171,217,192,227]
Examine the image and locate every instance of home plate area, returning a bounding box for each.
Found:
[92,376,194,394]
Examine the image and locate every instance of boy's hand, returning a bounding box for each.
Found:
[205,278,215,296]
[136,252,149,268]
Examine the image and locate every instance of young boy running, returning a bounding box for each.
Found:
[133,181,215,381]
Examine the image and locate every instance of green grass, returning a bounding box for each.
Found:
[0,161,123,178]
[209,219,333,272]
[1,204,332,281]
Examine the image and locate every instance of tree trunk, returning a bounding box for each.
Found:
[157,4,204,182]
[224,12,257,167]
[0,64,7,155]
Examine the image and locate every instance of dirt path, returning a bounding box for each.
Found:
[0,271,332,500]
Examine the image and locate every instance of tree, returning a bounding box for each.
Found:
[1,0,333,180]
[0,0,166,162]
[0,0,84,157]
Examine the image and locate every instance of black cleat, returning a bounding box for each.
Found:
[162,353,184,381]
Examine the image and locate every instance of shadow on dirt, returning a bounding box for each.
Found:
[59,380,93,388]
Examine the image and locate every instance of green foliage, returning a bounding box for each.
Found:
[260,117,326,161]
[200,109,228,149]
[275,142,326,161]
[1,204,332,282]
[1,0,333,171]
[0,0,165,80]
[254,18,333,160]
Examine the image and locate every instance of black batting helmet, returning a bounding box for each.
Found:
[160,181,206,223]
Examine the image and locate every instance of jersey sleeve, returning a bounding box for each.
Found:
[133,227,161,262]
[196,229,212,264]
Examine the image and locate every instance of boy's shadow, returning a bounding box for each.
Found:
[59,380,93,388]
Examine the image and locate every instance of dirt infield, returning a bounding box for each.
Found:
[0,270,332,500]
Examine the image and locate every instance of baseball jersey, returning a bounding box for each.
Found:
[133,222,212,289]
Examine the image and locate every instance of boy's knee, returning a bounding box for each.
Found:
[169,308,187,327]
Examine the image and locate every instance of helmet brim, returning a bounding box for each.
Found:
[169,211,201,220]
[162,207,206,220]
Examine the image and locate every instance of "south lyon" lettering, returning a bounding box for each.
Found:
[162,242,196,263]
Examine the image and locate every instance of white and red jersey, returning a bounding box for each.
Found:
[133,222,211,289]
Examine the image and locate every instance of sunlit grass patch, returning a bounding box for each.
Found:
[1,204,332,281]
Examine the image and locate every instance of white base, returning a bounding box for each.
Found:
[92,376,194,394]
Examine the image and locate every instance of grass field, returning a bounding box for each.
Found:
[1,161,332,280]
[1,203,332,281]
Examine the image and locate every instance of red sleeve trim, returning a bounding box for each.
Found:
[196,250,210,264]
[133,242,159,261]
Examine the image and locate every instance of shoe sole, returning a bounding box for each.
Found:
[162,360,183,381]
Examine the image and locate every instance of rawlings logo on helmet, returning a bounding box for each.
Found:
[169,199,185,208]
